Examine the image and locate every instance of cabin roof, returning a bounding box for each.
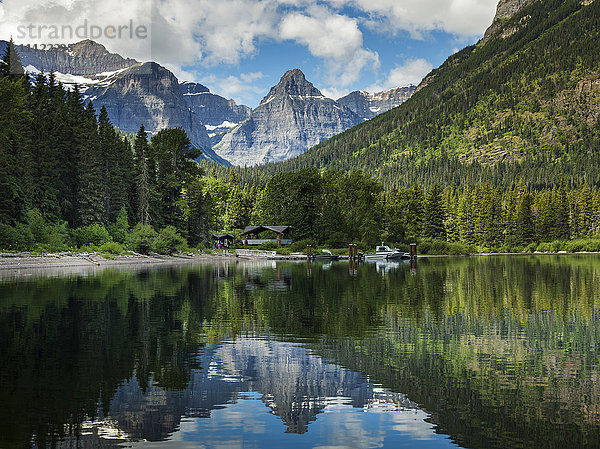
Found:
[242,225,292,236]
[212,233,235,240]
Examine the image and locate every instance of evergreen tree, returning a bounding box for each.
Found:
[133,125,151,225]
[516,190,535,244]
[77,102,106,226]
[556,179,570,240]
[150,128,202,228]
[0,38,25,78]
[187,178,211,246]
[404,184,425,241]
[0,75,30,224]
[423,184,446,240]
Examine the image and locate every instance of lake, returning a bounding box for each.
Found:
[2,255,600,448]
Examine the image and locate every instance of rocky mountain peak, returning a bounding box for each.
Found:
[483,0,536,42]
[216,69,361,166]
[68,39,112,57]
[180,81,210,95]
[4,38,137,75]
[337,86,417,121]
[261,68,323,104]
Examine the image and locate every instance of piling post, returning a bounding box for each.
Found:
[409,243,417,260]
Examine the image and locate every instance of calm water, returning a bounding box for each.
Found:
[2,256,600,448]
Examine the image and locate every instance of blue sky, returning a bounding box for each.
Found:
[0,0,499,107]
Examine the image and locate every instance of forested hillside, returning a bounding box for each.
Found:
[207,0,600,189]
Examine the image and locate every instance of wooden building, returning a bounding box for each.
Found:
[212,233,235,247]
[242,226,292,246]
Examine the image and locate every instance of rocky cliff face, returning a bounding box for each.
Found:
[9,39,137,76]
[337,86,417,121]
[180,81,251,145]
[483,0,536,42]
[84,62,227,163]
[215,69,362,166]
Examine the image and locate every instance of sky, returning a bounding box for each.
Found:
[0,0,499,107]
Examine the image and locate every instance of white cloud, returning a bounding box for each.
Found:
[366,58,433,92]
[321,87,351,100]
[202,72,266,106]
[326,0,498,38]
[0,0,157,62]
[279,6,379,86]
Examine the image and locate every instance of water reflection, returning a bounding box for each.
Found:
[99,338,429,445]
[2,256,600,448]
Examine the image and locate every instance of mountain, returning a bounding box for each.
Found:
[180,81,252,146]
[1,39,229,164]
[337,86,416,121]
[254,0,600,186]
[3,39,137,75]
[80,62,227,164]
[214,69,362,166]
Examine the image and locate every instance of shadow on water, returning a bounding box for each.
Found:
[2,255,600,448]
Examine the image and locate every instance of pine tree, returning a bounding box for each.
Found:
[423,184,446,240]
[150,128,202,228]
[134,125,151,225]
[0,75,30,224]
[187,178,211,246]
[556,179,570,239]
[404,184,425,241]
[516,190,535,244]
[0,38,25,78]
[77,102,106,226]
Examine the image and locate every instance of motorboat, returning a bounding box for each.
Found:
[312,249,340,261]
[364,243,409,261]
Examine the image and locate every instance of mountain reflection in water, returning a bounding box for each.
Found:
[2,256,600,448]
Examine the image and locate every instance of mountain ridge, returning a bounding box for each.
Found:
[337,86,417,121]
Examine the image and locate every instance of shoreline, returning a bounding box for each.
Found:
[0,253,239,281]
[1,249,597,270]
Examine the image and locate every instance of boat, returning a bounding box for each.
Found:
[364,243,409,261]
[312,249,340,261]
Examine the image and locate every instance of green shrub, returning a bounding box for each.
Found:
[26,209,49,244]
[128,224,157,254]
[256,242,279,251]
[564,239,600,252]
[109,207,130,244]
[536,242,554,252]
[73,224,112,247]
[0,223,34,251]
[324,232,348,249]
[524,243,538,253]
[289,239,313,253]
[154,226,186,255]
[275,246,293,255]
[417,239,476,255]
[550,240,564,252]
[99,241,125,255]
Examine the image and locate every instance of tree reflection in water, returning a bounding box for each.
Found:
[1,255,600,448]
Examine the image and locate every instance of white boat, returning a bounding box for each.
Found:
[364,243,409,261]
[312,249,340,261]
